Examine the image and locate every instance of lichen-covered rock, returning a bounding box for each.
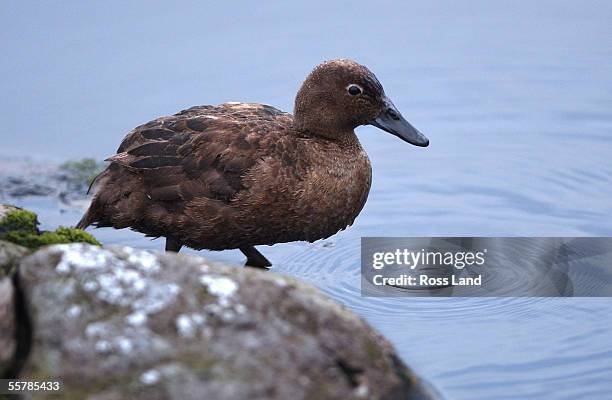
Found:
[0,204,100,249]
[0,240,29,376]
[18,244,439,400]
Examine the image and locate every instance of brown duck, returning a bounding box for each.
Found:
[77,59,429,268]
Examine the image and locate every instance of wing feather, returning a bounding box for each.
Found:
[104,104,291,205]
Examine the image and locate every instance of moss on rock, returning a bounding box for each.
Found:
[0,205,100,250]
[0,206,39,235]
[4,228,100,249]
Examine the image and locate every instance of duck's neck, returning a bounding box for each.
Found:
[298,126,361,148]
[293,97,358,146]
[294,114,360,147]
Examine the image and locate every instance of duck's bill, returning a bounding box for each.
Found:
[370,97,429,147]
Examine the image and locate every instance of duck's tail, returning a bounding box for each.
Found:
[75,167,108,230]
[76,209,93,230]
[74,165,144,231]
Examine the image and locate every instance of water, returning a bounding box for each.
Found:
[2,1,612,398]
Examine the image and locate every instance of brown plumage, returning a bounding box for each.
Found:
[77,59,429,268]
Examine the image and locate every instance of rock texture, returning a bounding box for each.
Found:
[0,240,29,377]
[0,276,15,374]
[17,244,439,400]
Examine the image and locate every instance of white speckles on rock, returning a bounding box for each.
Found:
[122,247,160,273]
[96,265,150,306]
[82,280,98,292]
[200,275,238,307]
[176,313,206,338]
[118,269,142,287]
[94,334,137,355]
[221,310,235,321]
[55,261,70,274]
[97,272,126,305]
[64,247,180,318]
[94,340,112,354]
[272,277,288,287]
[199,275,238,300]
[354,384,369,398]
[67,305,82,318]
[116,336,133,354]
[140,369,161,385]
[54,244,114,274]
[86,321,109,338]
[176,314,195,338]
[127,312,147,327]
[133,280,146,293]
[133,283,180,314]
[191,314,205,325]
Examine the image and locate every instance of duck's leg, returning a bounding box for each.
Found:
[240,246,271,269]
[165,237,182,252]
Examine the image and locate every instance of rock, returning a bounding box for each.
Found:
[18,244,439,399]
[0,157,103,203]
[0,160,58,199]
[0,277,15,376]
[0,239,29,282]
[0,240,29,377]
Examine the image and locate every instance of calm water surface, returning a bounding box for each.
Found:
[2,1,612,399]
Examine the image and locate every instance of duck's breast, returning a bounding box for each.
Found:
[303,143,372,238]
[237,138,372,244]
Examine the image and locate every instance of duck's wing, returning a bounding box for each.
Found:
[105,103,293,204]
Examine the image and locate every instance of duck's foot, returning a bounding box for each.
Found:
[240,246,271,269]
[165,237,182,252]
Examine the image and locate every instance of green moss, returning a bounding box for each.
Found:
[0,209,39,234]
[54,226,100,245]
[60,158,104,186]
[4,227,100,249]
[0,208,100,249]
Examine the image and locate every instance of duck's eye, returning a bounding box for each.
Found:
[347,84,362,96]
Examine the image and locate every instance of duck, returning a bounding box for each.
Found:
[77,59,429,268]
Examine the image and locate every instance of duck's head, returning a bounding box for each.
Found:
[294,59,428,147]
